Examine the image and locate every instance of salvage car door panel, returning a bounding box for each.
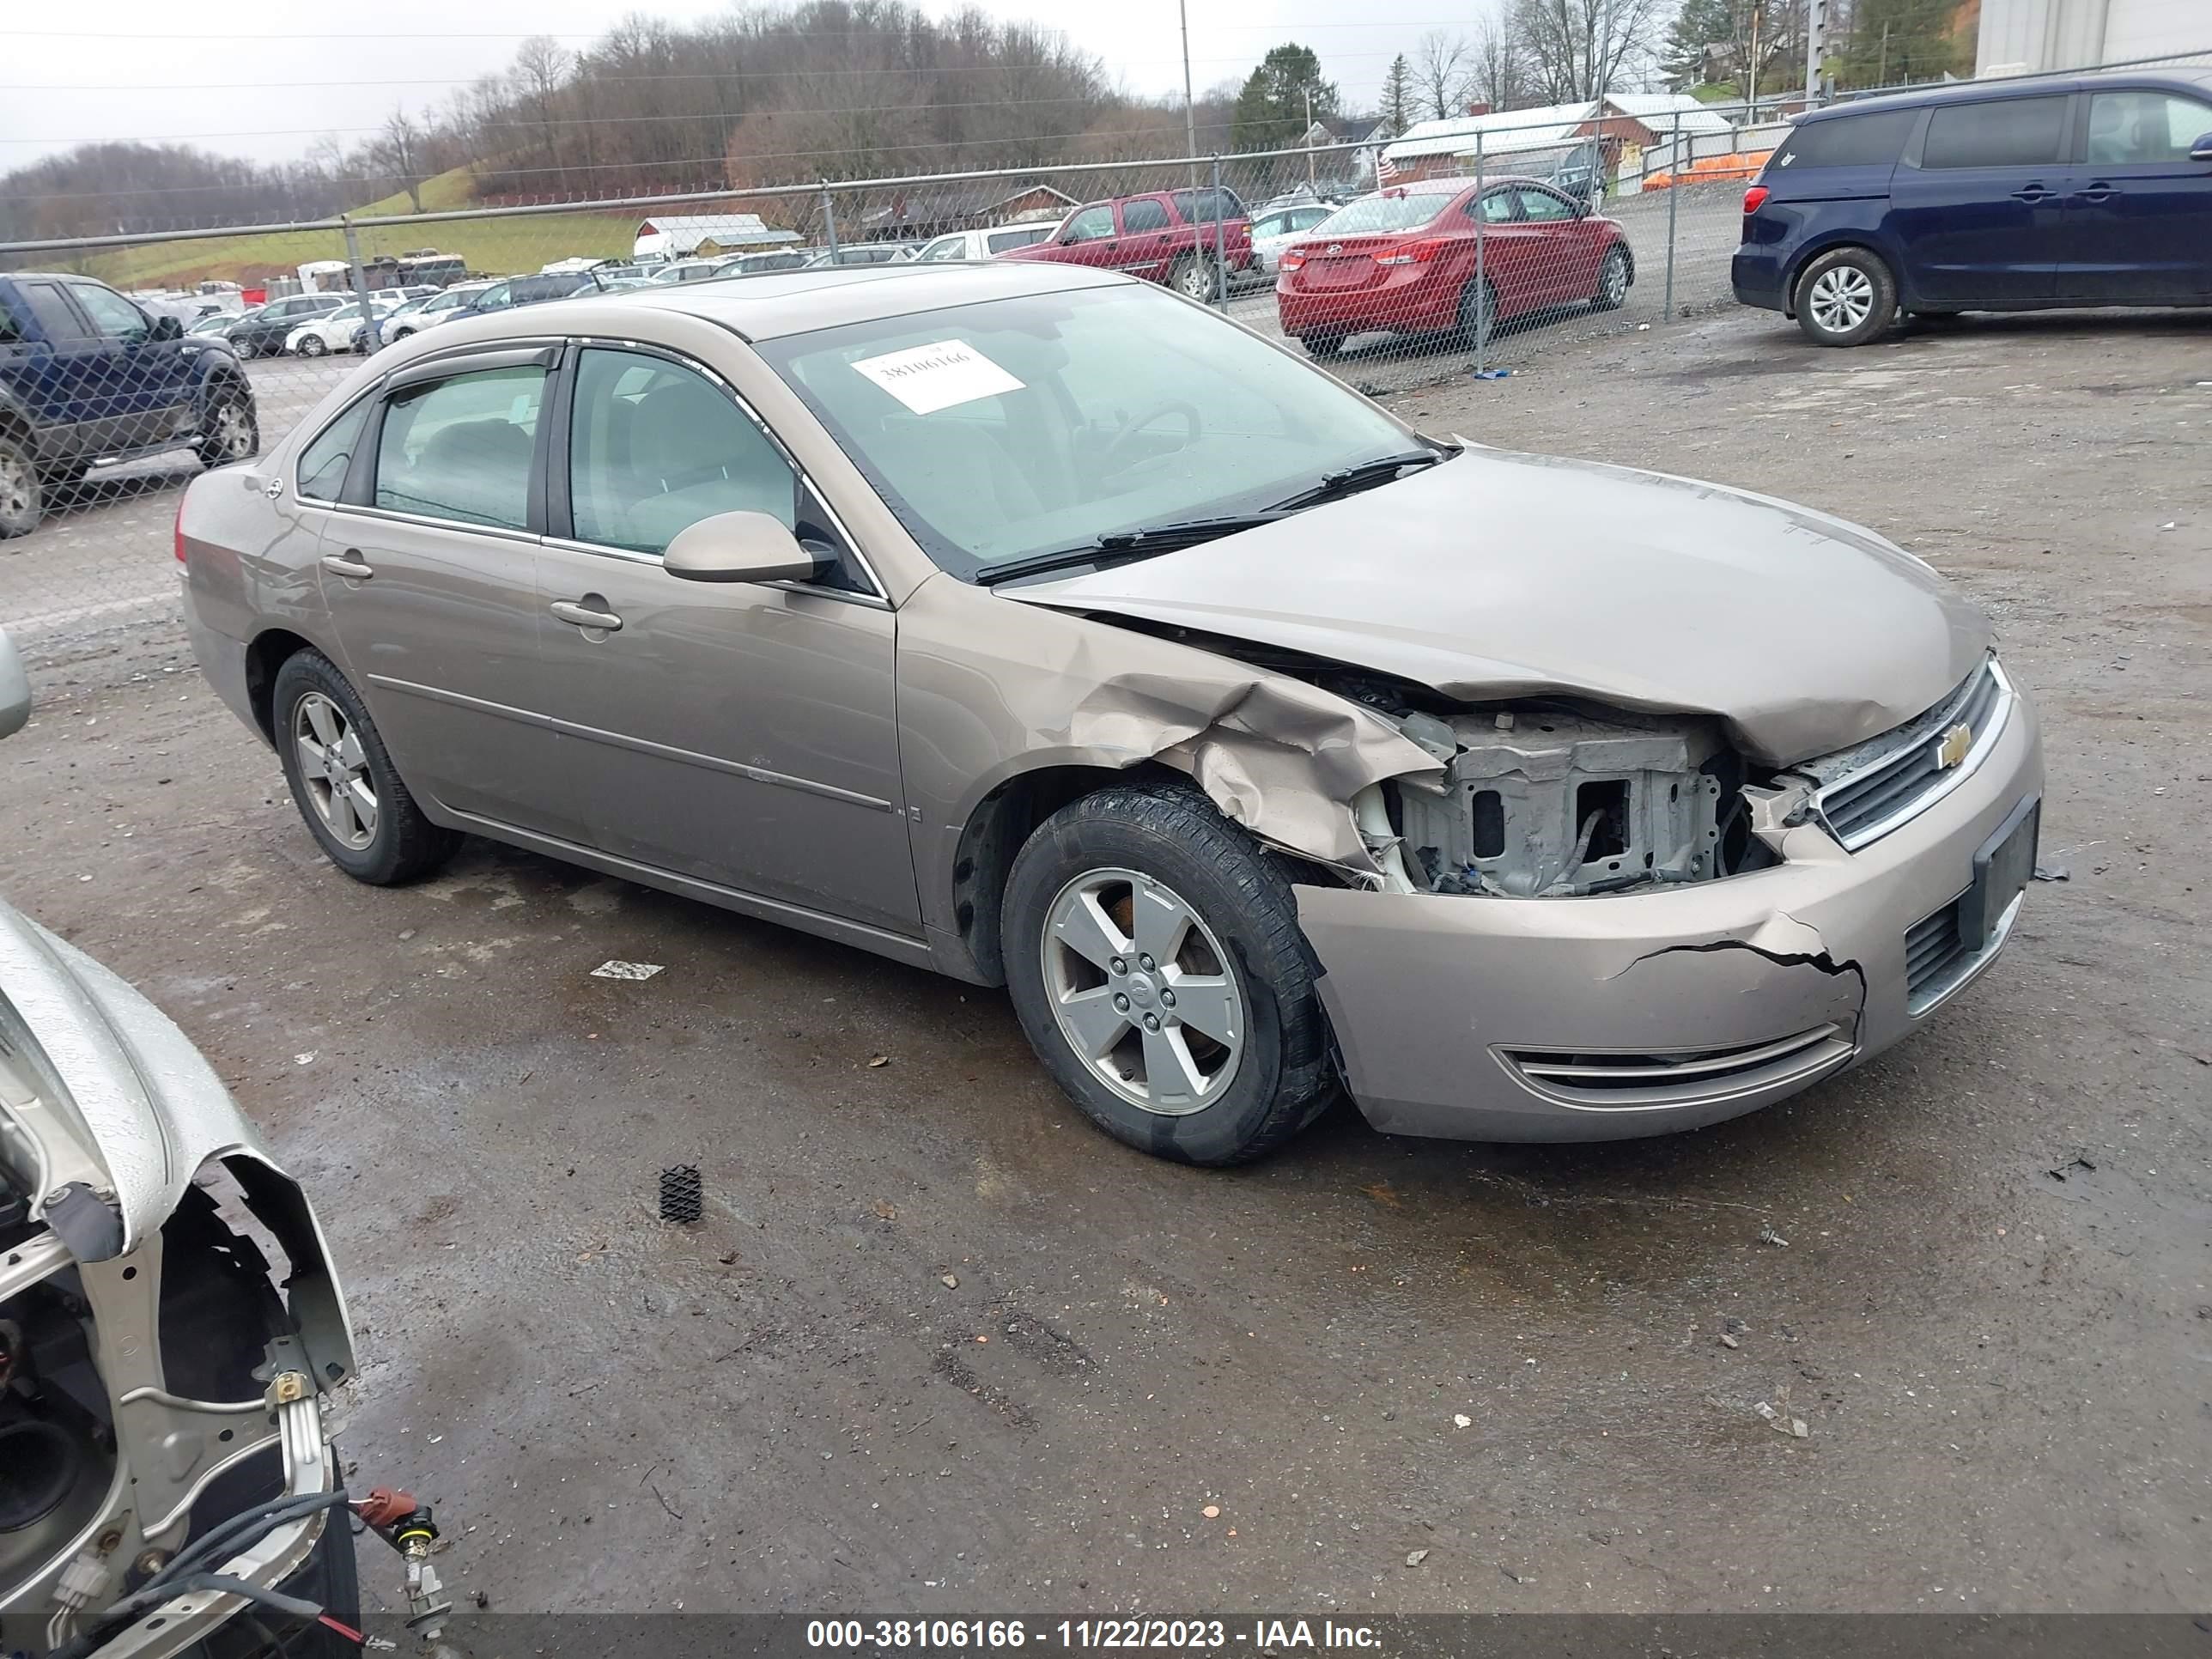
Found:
[533,344,920,935]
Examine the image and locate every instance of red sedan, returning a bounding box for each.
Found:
[1277,175,1633,358]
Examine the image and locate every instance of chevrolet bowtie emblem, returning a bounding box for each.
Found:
[1936,723,1973,769]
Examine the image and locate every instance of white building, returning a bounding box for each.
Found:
[1977,0,2208,76]
[631,213,801,263]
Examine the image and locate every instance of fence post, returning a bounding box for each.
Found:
[1473,131,1486,377]
[1662,113,1680,324]
[1209,155,1226,309]
[342,216,380,351]
[820,183,840,255]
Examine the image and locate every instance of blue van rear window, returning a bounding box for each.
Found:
[1772,108,1917,170]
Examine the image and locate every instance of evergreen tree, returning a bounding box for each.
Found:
[1231,44,1341,151]
[1381,53,1415,136]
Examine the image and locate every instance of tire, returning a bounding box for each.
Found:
[272,650,459,884]
[1591,245,1631,311]
[1002,781,1335,1165]
[1171,254,1219,302]
[0,430,43,539]
[1793,246,1897,347]
[1298,333,1343,360]
[1456,276,1496,349]
[230,334,258,362]
[298,333,327,357]
[194,381,258,469]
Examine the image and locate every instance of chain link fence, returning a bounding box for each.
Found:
[3,55,2204,680]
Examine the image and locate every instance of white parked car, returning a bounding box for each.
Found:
[1246,202,1338,279]
[283,298,396,357]
[911,224,1057,263]
[386,281,493,338]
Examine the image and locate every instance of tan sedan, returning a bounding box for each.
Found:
[178,262,2041,1164]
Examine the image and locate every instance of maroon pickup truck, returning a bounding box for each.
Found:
[997,187,1255,299]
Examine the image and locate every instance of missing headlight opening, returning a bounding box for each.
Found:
[1387,707,1771,896]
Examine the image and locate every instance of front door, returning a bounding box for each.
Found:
[67,283,197,452]
[2063,87,2212,301]
[1887,93,2074,305]
[312,349,585,842]
[532,345,919,935]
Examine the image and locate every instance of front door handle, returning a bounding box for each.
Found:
[550,598,623,632]
[319,550,374,580]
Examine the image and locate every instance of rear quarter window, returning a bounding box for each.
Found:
[1771,107,1917,171]
[1921,95,2069,168]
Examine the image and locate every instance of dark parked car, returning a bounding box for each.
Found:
[1275,177,1632,358]
[226,291,350,360]
[0,272,258,537]
[459,270,617,316]
[1734,67,2212,346]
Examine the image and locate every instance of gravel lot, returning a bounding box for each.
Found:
[1,301,2207,1620]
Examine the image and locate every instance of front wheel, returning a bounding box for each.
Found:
[0,432,43,539]
[1794,247,1897,347]
[194,383,258,469]
[272,650,459,884]
[297,334,327,357]
[1002,782,1336,1165]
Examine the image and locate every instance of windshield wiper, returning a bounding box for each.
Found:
[1268,447,1449,513]
[978,514,1285,585]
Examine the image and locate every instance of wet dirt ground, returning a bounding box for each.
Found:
[1,305,2206,1617]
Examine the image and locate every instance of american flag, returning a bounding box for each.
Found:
[1376,150,1401,184]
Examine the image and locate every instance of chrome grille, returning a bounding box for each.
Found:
[1498,1024,1853,1109]
[1809,659,2011,850]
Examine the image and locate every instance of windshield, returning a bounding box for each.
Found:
[1312,190,1460,237]
[757,283,1419,579]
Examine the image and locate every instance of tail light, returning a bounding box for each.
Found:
[1280,250,1307,273]
[1375,238,1448,266]
[173,495,188,564]
[1742,185,1770,216]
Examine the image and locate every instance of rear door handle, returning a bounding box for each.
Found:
[319,550,374,580]
[2075,181,2119,202]
[2011,183,2055,202]
[550,599,623,632]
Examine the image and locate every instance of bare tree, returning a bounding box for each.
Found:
[1510,0,1668,102]
[1412,30,1474,121]
[1468,13,1535,110]
[370,107,425,211]
[511,34,573,190]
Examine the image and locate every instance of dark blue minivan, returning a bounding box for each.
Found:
[1734,68,2212,345]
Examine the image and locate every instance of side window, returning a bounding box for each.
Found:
[71,284,150,340]
[987,227,1048,252]
[476,283,512,310]
[2087,91,2212,164]
[1171,188,1244,222]
[919,237,966,262]
[1471,189,1521,224]
[374,364,544,530]
[1061,205,1115,244]
[1922,95,2069,168]
[568,348,799,556]
[1515,187,1575,222]
[1120,198,1171,234]
[0,295,22,344]
[1251,213,1288,238]
[21,282,89,339]
[1771,109,1916,170]
[296,400,372,501]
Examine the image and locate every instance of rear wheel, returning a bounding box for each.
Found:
[1299,333,1343,360]
[0,432,43,539]
[1003,781,1335,1165]
[297,333,328,357]
[1456,276,1497,349]
[194,383,258,469]
[1591,245,1631,311]
[230,334,258,362]
[1171,254,1219,302]
[273,650,459,884]
[1793,246,1897,347]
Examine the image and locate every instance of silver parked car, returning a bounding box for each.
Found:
[175,264,2042,1165]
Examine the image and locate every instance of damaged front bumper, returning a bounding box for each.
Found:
[1296,686,2043,1142]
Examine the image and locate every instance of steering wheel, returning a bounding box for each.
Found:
[1099,398,1204,476]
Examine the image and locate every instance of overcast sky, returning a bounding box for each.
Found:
[0,0,1498,173]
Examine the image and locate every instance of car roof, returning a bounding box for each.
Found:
[437,260,1135,344]
[1801,64,2212,123]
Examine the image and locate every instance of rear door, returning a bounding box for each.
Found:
[1887,92,2075,304]
[1467,185,1548,316]
[1510,184,1601,303]
[1113,197,1178,280]
[2063,86,2212,301]
[312,345,585,842]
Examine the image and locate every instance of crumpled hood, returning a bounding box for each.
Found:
[1007,447,1990,766]
[0,896,272,1254]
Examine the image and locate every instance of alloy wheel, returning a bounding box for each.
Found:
[292,691,379,850]
[1807,264,1875,336]
[1176,258,1216,301]
[210,398,253,460]
[1040,867,1245,1115]
[1601,250,1629,306]
[0,448,33,523]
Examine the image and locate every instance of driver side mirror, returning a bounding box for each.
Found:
[2193,131,2212,161]
[0,629,33,742]
[663,510,824,585]
[150,313,185,342]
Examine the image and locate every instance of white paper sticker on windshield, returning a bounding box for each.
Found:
[850,338,1024,415]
